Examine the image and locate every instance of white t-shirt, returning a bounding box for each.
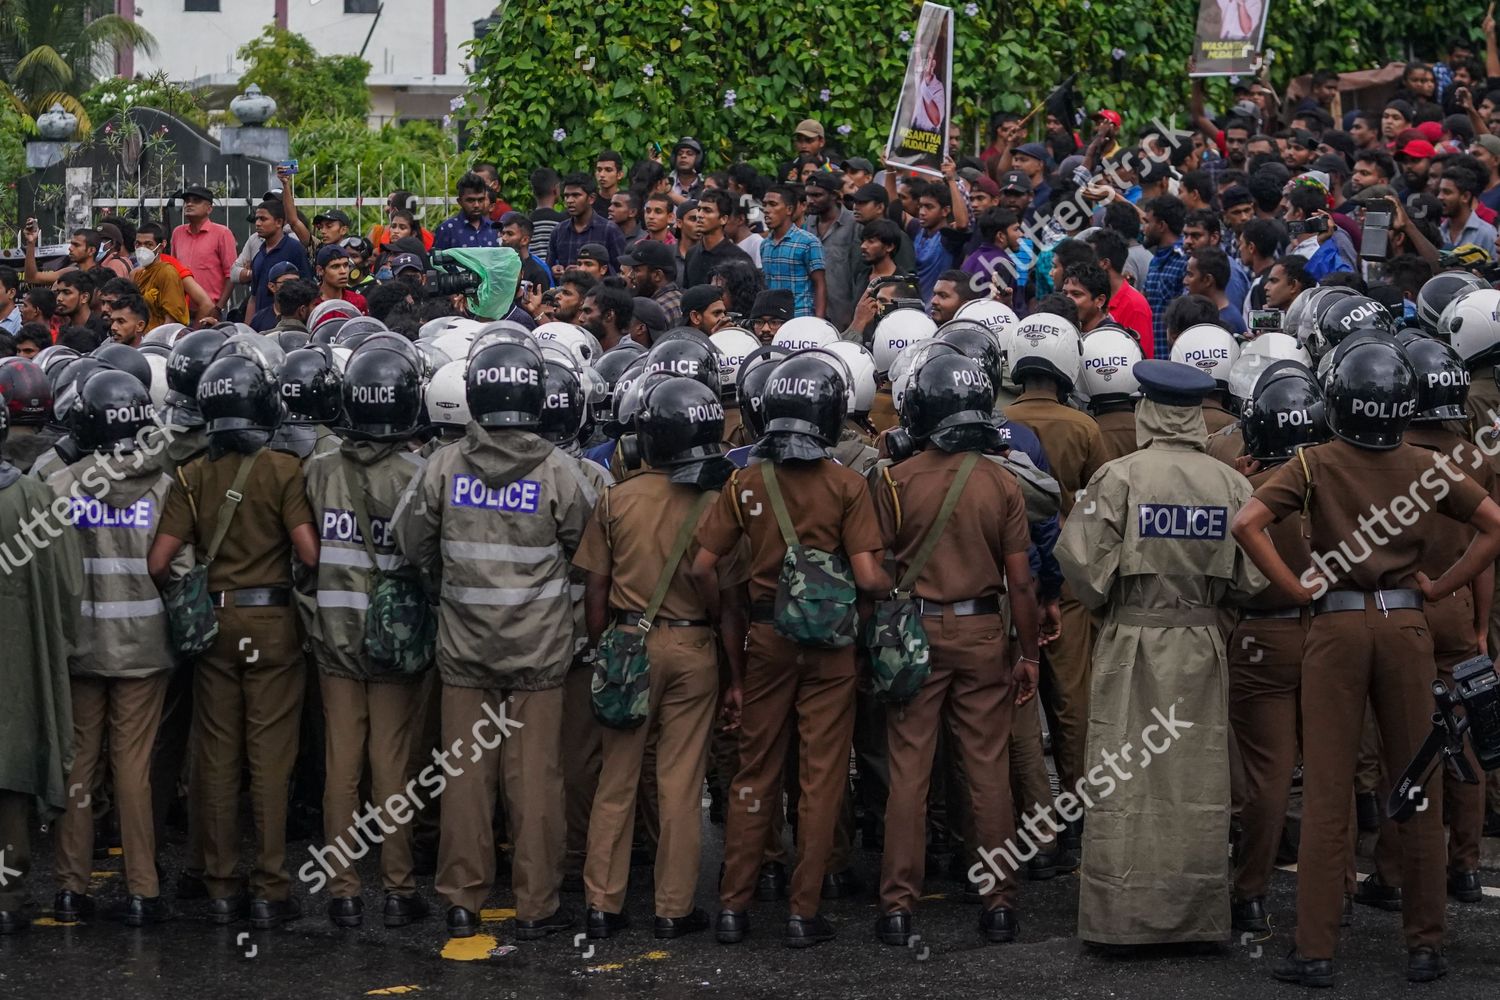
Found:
[737,233,764,268]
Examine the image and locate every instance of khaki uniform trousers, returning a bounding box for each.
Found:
[1041,587,1095,793]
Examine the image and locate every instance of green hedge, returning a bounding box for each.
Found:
[465,0,1488,195]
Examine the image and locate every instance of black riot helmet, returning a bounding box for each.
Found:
[900,354,1002,453]
[1403,335,1471,422]
[341,347,421,440]
[281,347,343,425]
[91,341,153,391]
[274,329,311,353]
[311,318,348,346]
[352,330,423,372]
[592,341,647,421]
[197,354,283,434]
[75,369,154,454]
[165,329,230,407]
[1314,296,1396,359]
[1241,361,1326,463]
[0,358,52,427]
[1416,269,1490,335]
[466,341,546,428]
[0,391,6,448]
[1324,338,1418,450]
[638,377,732,487]
[936,320,1005,391]
[754,351,848,462]
[736,344,789,439]
[538,361,586,445]
[53,357,105,429]
[642,336,722,397]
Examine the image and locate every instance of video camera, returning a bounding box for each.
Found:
[867,272,926,314]
[1387,653,1500,821]
[423,253,482,299]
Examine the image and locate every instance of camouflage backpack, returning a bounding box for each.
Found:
[760,462,859,649]
[866,452,979,703]
[161,452,259,657]
[593,491,714,729]
[345,466,435,677]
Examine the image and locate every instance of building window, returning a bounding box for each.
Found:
[344,0,380,12]
[184,0,220,10]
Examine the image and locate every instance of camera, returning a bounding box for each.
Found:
[1453,653,1500,771]
[1388,653,1500,821]
[1286,216,1329,238]
[1360,209,1393,262]
[423,255,481,298]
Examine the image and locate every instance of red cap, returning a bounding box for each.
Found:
[1095,109,1122,127]
[1396,137,1436,159]
[1416,120,1444,144]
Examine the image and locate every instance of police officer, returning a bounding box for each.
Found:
[273,345,345,462]
[822,341,880,475]
[1225,361,1326,934]
[149,353,321,928]
[870,309,937,433]
[871,353,1040,946]
[1233,337,1500,986]
[393,336,592,940]
[303,346,431,929]
[692,352,890,947]
[575,377,741,938]
[1060,359,1267,948]
[0,358,58,473]
[46,372,173,926]
[712,326,761,447]
[1448,287,1500,661]
[0,397,82,934]
[1078,327,1143,463]
[1169,324,1241,435]
[149,328,230,475]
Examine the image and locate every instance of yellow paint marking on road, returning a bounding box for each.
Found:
[441,934,499,961]
[479,908,516,923]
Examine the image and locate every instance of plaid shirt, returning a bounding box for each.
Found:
[1144,240,1188,359]
[653,282,683,326]
[761,225,825,316]
[547,213,625,272]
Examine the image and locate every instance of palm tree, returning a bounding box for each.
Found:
[0,0,157,133]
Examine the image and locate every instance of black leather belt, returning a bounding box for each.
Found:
[1312,588,1422,616]
[612,609,709,628]
[1241,607,1303,620]
[211,587,291,608]
[916,596,1001,617]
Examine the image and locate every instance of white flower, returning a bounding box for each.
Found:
[552,128,568,142]
[643,64,655,77]
[1229,75,1241,84]
[1082,0,1091,8]
[449,95,466,112]
[819,88,831,103]
[442,114,453,129]
[723,90,737,108]
[899,30,911,42]
[681,3,693,14]
[963,2,978,15]
[1111,47,1127,60]
[837,123,852,136]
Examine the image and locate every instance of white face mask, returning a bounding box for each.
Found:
[134,247,156,268]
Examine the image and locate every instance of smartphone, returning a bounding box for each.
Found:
[519,280,534,298]
[1361,209,1393,262]
[277,159,299,175]
[1287,217,1329,237]
[650,142,663,158]
[1248,308,1282,333]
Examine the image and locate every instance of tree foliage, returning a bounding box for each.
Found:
[0,0,157,132]
[236,26,371,126]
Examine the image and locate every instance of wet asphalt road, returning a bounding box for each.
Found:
[7,813,1500,1000]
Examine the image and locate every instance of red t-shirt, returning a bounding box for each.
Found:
[1108,281,1154,358]
[315,289,367,313]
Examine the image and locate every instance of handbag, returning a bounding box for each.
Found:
[760,462,859,649]
[161,452,259,657]
[866,452,979,704]
[592,491,714,729]
[345,464,435,677]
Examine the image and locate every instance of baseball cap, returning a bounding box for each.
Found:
[632,297,670,333]
[806,171,842,193]
[1417,121,1444,144]
[268,261,301,282]
[313,209,352,226]
[681,284,725,317]
[841,157,874,174]
[794,119,825,139]
[998,170,1033,194]
[850,182,889,204]
[1014,142,1052,167]
[1095,109,1122,127]
[388,252,425,275]
[1352,184,1398,205]
[498,210,528,228]
[974,176,1002,198]
[315,244,351,267]
[1289,129,1319,150]
[578,242,610,264]
[1312,153,1350,177]
[1475,134,1500,159]
[1230,100,1260,121]
[174,184,215,203]
[750,288,795,321]
[619,240,676,272]
[1396,137,1436,159]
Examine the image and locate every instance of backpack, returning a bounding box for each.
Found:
[760,462,859,649]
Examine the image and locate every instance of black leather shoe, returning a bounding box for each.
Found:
[716,909,748,944]
[52,890,94,924]
[1340,894,1353,927]
[1356,791,1380,833]
[513,908,573,941]
[0,911,28,935]
[653,908,709,939]
[249,897,301,930]
[1272,950,1334,988]
[1447,869,1482,903]
[175,870,208,901]
[821,869,861,900]
[785,913,835,948]
[383,894,429,928]
[206,895,248,925]
[446,906,478,938]
[1408,947,1448,983]
[1061,818,1083,852]
[587,908,628,939]
[979,906,1018,943]
[1354,874,1402,911]
[1027,847,1059,880]
[123,895,173,927]
[327,896,363,928]
[755,862,787,902]
[1231,897,1270,934]
[875,911,912,946]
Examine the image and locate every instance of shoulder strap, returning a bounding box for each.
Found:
[895,452,980,597]
[342,461,383,574]
[638,490,715,631]
[204,451,259,565]
[174,464,199,525]
[758,462,799,548]
[880,463,903,536]
[1296,445,1312,518]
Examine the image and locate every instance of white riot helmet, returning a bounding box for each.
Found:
[871,308,937,374]
[432,330,476,365]
[330,347,352,374]
[772,316,839,352]
[1242,331,1311,367]
[1170,324,1240,388]
[889,341,962,413]
[143,352,170,409]
[425,359,471,430]
[709,327,761,402]
[533,322,604,368]
[1008,313,1082,390]
[1077,328,1143,404]
[822,341,878,413]
[308,299,362,332]
[954,298,1019,350]
[1443,288,1500,367]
